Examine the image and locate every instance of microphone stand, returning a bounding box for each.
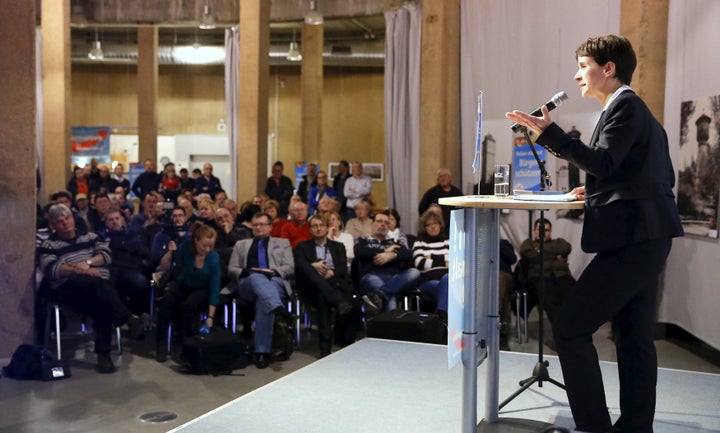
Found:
[499,126,565,412]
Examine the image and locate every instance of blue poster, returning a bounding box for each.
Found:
[447,210,466,369]
[71,126,111,167]
[512,144,547,191]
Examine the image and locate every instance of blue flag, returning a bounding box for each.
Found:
[472,92,483,173]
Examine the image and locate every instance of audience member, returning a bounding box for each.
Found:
[193,163,223,198]
[108,163,130,193]
[87,192,112,234]
[344,199,374,240]
[50,190,89,234]
[354,211,420,314]
[214,207,251,285]
[518,218,574,323]
[104,209,152,317]
[38,204,145,373]
[383,208,410,248]
[264,161,294,218]
[113,185,134,221]
[214,190,228,208]
[158,163,182,202]
[294,214,361,357]
[195,199,217,226]
[316,195,336,216]
[131,159,160,200]
[332,160,351,214]
[178,167,195,192]
[151,205,191,267]
[228,212,295,369]
[418,168,463,237]
[66,165,89,200]
[90,164,113,195]
[155,222,221,363]
[343,161,372,219]
[280,201,312,248]
[327,210,355,267]
[412,210,450,321]
[263,199,287,238]
[74,193,91,229]
[297,163,318,203]
[129,193,159,233]
[308,170,336,215]
[499,238,517,350]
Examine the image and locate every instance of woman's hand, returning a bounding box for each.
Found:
[505,105,553,136]
[570,186,585,200]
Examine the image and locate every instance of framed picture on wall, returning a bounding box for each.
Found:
[328,162,341,178]
[362,163,384,182]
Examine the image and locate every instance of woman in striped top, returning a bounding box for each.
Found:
[412,210,450,321]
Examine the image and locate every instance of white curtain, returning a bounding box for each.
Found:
[384,5,422,234]
[225,27,239,200]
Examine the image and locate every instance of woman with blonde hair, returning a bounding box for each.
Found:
[155,221,221,362]
[326,210,355,267]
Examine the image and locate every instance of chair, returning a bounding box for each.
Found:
[44,301,122,361]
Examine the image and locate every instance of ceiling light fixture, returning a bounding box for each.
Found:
[286,29,302,61]
[304,0,323,25]
[199,4,216,30]
[88,27,104,60]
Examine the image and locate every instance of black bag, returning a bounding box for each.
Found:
[180,327,251,376]
[366,309,446,344]
[2,344,71,381]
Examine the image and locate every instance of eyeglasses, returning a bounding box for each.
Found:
[425,222,440,228]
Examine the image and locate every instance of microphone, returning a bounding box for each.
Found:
[510,91,568,132]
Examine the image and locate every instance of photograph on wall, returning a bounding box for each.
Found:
[362,163,384,182]
[677,95,720,238]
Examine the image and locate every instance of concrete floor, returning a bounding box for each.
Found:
[0,312,718,433]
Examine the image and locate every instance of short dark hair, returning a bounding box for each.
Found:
[533,217,552,230]
[382,208,401,228]
[50,190,72,201]
[575,34,636,85]
[273,161,284,169]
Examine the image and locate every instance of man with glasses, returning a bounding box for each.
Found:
[228,212,294,369]
[354,211,420,316]
[294,214,360,357]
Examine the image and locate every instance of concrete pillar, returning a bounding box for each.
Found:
[301,23,324,163]
[137,25,159,165]
[621,0,669,123]
[419,0,461,195]
[0,0,38,356]
[236,1,271,200]
[41,0,71,199]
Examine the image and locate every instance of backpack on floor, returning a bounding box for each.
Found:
[180,327,251,376]
[2,344,71,381]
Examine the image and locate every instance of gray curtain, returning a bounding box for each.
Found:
[225,27,239,200]
[384,5,422,234]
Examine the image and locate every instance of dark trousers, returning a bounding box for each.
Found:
[156,281,208,345]
[552,238,671,433]
[525,274,575,323]
[297,271,355,352]
[111,267,151,315]
[55,275,131,353]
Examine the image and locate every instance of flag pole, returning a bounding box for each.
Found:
[472,92,483,194]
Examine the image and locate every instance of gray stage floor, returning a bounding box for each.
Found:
[171,338,720,433]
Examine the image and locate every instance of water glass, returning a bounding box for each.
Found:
[494,164,510,197]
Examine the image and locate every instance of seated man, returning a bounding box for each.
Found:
[294,214,361,357]
[103,209,152,317]
[518,217,575,323]
[279,200,312,248]
[354,211,421,315]
[37,204,145,373]
[214,207,251,286]
[228,212,295,369]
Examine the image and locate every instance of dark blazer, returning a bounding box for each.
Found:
[537,90,683,253]
[293,239,350,283]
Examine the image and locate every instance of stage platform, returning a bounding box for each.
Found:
[170,338,720,433]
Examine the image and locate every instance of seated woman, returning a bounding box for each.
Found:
[155,221,221,362]
[263,199,288,238]
[344,199,374,240]
[326,210,355,268]
[383,208,410,248]
[411,210,449,322]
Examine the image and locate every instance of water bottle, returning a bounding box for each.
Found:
[199,324,211,335]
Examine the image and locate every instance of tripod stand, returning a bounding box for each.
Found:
[499,126,565,411]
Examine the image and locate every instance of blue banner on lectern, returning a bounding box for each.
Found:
[512,144,547,191]
[448,210,466,369]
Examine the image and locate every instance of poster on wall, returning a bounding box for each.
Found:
[71,126,111,168]
[511,131,547,193]
[677,95,720,238]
